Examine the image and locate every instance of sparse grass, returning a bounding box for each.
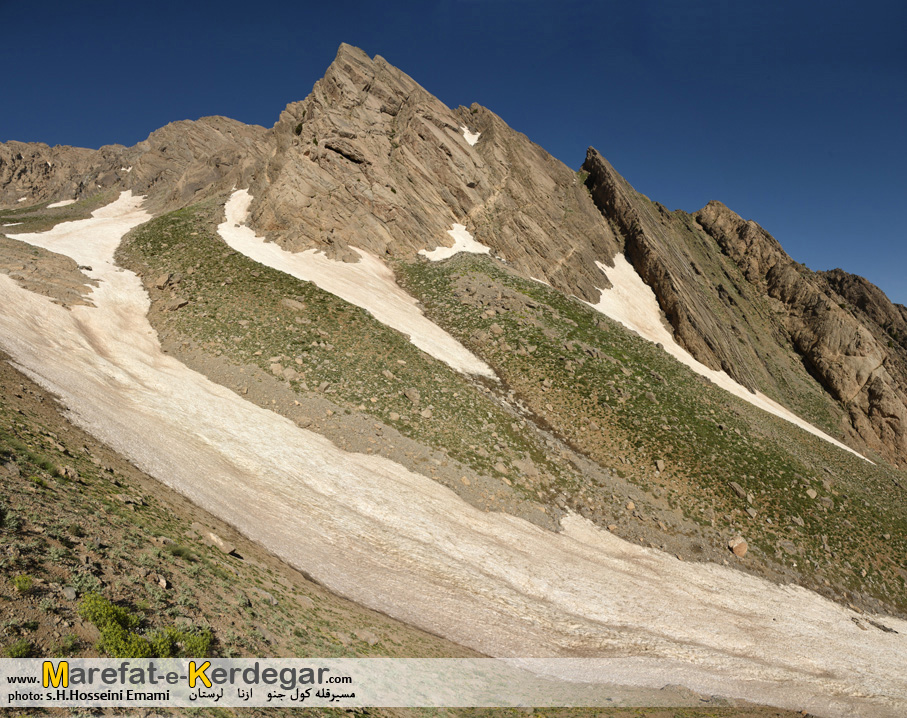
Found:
[396,253,907,614]
[116,200,571,491]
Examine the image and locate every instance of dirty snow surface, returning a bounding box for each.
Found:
[1,194,906,717]
[591,254,868,460]
[419,223,492,261]
[47,199,77,208]
[217,190,494,379]
[460,125,480,145]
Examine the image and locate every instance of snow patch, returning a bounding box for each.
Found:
[16,197,27,203]
[3,222,23,227]
[0,193,905,717]
[590,254,868,461]
[218,190,495,378]
[419,223,491,261]
[460,126,480,146]
[47,199,76,208]
[120,166,132,173]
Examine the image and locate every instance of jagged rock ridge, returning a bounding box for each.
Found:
[2,42,906,465]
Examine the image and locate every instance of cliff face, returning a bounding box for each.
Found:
[581,145,905,464]
[248,43,619,300]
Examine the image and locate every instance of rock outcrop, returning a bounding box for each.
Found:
[248,43,619,300]
[582,148,907,464]
[1,117,267,212]
[694,201,907,462]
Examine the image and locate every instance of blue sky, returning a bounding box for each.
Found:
[2,0,904,304]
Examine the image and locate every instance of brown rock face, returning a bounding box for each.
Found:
[694,201,906,462]
[248,44,618,300]
[1,117,267,212]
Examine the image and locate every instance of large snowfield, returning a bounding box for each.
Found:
[1,194,905,717]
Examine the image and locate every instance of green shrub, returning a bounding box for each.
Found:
[12,575,33,594]
[78,594,212,658]
[5,639,33,658]
[294,122,303,136]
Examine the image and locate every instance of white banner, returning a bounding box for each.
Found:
[1,658,719,708]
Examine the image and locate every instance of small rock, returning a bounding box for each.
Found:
[655,459,665,472]
[62,587,77,601]
[270,363,284,375]
[729,481,747,499]
[420,408,433,419]
[489,323,504,336]
[382,369,396,380]
[746,507,758,519]
[806,488,818,499]
[167,298,188,311]
[792,516,805,527]
[354,629,380,646]
[779,539,798,555]
[281,298,306,311]
[728,536,748,558]
[404,388,420,405]
[157,576,170,589]
[252,588,278,606]
[626,501,635,511]
[154,273,171,289]
[388,412,400,421]
[494,462,508,475]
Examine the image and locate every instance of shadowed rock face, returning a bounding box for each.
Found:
[695,201,907,462]
[582,147,907,464]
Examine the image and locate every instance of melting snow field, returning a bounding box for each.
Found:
[592,255,868,460]
[0,195,905,716]
[218,190,494,378]
[460,126,480,146]
[419,223,492,261]
[47,199,77,208]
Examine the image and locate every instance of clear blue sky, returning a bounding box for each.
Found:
[2,0,904,304]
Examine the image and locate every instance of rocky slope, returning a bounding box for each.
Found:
[0,116,266,212]
[582,148,907,465]
[3,43,906,464]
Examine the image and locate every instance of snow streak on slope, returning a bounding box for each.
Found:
[419,223,492,261]
[460,126,481,146]
[1,195,905,717]
[47,199,76,208]
[218,190,495,379]
[591,254,868,461]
